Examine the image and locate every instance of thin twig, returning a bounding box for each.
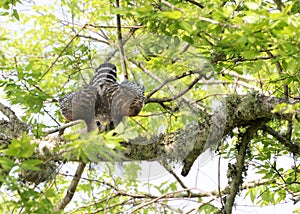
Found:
[45,120,81,134]
[160,163,192,196]
[77,34,110,45]
[115,0,128,79]
[87,24,143,29]
[146,76,201,103]
[161,0,184,12]
[130,188,198,213]
[184,0,204,8]
[146,70,202,100]
[218,154,224,209]
[221,69,257,82]
[105,27,139,62]
[129,59,161,82]
[36,24,87,83]
[265,50,289,100]
[198,16,237,28]
[43,107,61,127]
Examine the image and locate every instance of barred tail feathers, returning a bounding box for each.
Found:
[92,62,117,86]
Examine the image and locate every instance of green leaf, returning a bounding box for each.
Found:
[272,103,288,113]
[20,159,43,170]
[169,182,177,191]
[6,133,35,158]
[242,12,260,23]
[180,21,193,33]
[12,9,19,20]
[161,11,182,19]
[241,49,259,58]
[0,157,15,171]
[0,11,9,16]
[250,188,257,203]
[182,35,194,44]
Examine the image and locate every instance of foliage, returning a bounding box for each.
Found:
[0,0,300,213]
[0,0,21,20]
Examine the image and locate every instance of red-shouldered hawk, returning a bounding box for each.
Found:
[58,62,145,132]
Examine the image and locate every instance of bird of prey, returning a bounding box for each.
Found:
[59,62,145,132]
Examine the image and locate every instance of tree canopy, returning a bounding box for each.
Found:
[0,0,300,213]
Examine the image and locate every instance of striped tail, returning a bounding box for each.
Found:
[92,62,117,86]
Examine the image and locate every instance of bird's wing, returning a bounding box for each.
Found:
[72,84,98,132]
[59,92,75,121]
[111,80,145,125]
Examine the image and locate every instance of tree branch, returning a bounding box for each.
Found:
[69,177,272,213]
[116,0,128,80]
[265,50,289,100]
[181,94,299,176]
[0,102,28,141]
[36,24,87,83]
[223,121,265,213]
[105,27,139,62]
[56,162,86,210]
[261,125,300,154]
[77,34,110,45]
[145,69,205,100]
[1,95,298,180]
[86,24,143,29]
[45,120,81,135]
[184,0,204,9]
[146,76,202,103]
[273,0,284,11]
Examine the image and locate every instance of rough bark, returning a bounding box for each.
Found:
[223,121,265,213]
[0,94,299,178]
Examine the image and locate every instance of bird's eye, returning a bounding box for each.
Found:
[109,121,115,129]
[96,121,101,127]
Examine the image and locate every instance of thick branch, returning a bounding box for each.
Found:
[1,95,298,178]
[181,94,299,176]
[223,121,264,213]
[0,102,28,142]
